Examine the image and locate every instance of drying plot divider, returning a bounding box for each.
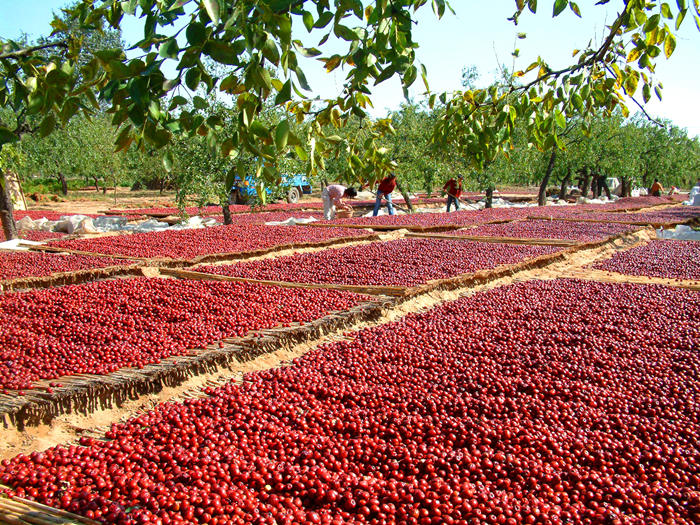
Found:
[405,231,580,247]
[526,215,696,229]
[0,264,145,294]
[160,267,410,297]
[565,267,700,291]
[0,492,101,525]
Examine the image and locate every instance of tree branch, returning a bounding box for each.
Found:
[515,5,629,94]
[0,41,68,60]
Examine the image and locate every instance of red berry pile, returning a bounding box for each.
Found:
[594,239,700,280]
[0,251,131,281]
[0,277,365,390]
[1,279,698,524]
[199,239,560,287]
[462,219,637,241]
[48,225,373,260]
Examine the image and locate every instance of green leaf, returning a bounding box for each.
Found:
[314,11,333,28]
[569,2,581,17]
[295,145,308,161]
[664,33,676,57]
[624,71,639,95]
[159,38,179,59]
[275,120,290,150]
[186,22,207,46]
[250,120,268,138]
[334,24,358,42]
[274,79,292,105]
[676,9,686,30]
[193,96,208,110]
[553,109,566,129]
[39,114,56,138]
[203,0,220,24]
[654,85,663,100]
[203,41,241,65]
[163,150,174,172]
[262,37,280,65]
[642,83,651,103]
[553,0,568,17]
[661,3,673,18]
[572,92,583,111]
[302,11,314,32]
[185,68,201,91]
[0,127,19,146]
[295,67,311,91]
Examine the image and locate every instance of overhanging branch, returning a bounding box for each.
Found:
[0,41,68,60]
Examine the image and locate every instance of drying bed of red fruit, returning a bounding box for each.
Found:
[0,230,67,242]
[0,277,366,391]
[461,219,638,241]
[1,279,698,524]
[198,239,560,287]
[48,225,373,260]
[555,207,700,225]
[594,239,700,281]
[105,206,232,217]
[322,207,534,228]
[13,210,98,221]
[212,211,325,225]
[0,251,131,281]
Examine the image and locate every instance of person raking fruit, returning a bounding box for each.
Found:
[322,184,358,220]
[443,175,463,212]
[373,173,397,216]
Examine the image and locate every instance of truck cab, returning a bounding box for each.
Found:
[229,174,312,204]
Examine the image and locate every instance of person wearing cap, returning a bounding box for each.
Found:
[373,174,397,216]
[443,175,464,212]
[322,184,358,220]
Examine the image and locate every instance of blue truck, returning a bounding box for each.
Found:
[229,174,313,204]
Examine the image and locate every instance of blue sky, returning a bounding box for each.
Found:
[2,1,699,136]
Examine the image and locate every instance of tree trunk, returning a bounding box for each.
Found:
[221,202,233,225]
[485,187,493,208]
[620,178,631,198]
[591,172,600,199]
[538,149,557,206]
[56,172,68,195]
[559,168,571,201]
[581,167,591,198]
[92,175,100,192]
[321,178,329,191]
[0,172,18,240]
[600,175,612,200]
[396,180,414,212]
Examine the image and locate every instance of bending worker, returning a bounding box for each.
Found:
[322,184,357,220]
[373,173,397,216]
[443,175,463,212]
[650,179,665,197]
